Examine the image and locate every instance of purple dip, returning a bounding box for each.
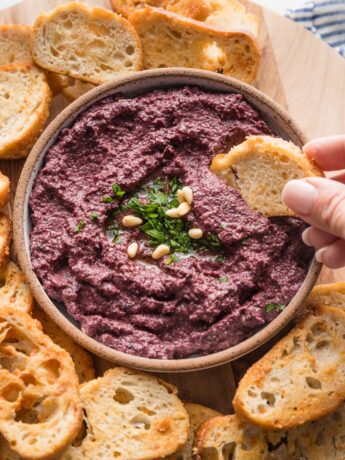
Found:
[29,86,313,359]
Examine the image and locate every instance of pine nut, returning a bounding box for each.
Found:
[176,201,191,216]
[122,215,143,227]
[182,186,193,204]
[127,242,139,259]
[177,189,185,204]
[165,208,180,218]
[188,228,203,239]
[152,244,170,260]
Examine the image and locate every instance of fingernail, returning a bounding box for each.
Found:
[303,142,318,159]
[282,180,318,215]
[302,228,313,246]
[315,247,327,263]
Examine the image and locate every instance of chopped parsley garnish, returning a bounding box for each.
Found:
[124,178,223,254]
[112,183,126,198]
[75,219,85,233]
[165,254,179,265]
[241,237,249,245]
[107,221,121,243]
[102,183,126,204]
[215,255,226,263]
[106,177,224,254]
[90,212,100,221]
[218,276,229,283]
[265,303,286,313]
[102,195,114,203]
[221,222,228,229]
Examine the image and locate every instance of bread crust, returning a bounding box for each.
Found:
[0,63,52,159]
[211,135,323,216]
[32,305,95,383]
[233,306,345,430]
[0,262,33,314]
[194,414,266,459]
[31,2,142,84]
[306,282,345,310]
[61,367,189,460]
[0,306,82,459]
[112,0,259,37]
[129,6,260,83]
[0,172,10,209]
[167,403,221,459]
[0,25,33,66]
[0,213,11,270]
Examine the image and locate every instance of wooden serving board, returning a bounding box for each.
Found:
[2,0,345,414]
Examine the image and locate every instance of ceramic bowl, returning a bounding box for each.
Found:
[14,68,321,373]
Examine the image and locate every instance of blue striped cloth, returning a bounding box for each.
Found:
[286,0,345,56]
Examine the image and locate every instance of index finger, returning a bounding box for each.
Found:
[304,135,345,171]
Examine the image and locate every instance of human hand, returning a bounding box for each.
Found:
[282,135,345,268]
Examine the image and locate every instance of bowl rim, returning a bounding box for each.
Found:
[13,68,321,373]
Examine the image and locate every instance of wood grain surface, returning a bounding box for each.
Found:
[1,0,345,412]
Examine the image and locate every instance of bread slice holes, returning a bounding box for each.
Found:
[130,414,151,430]
[125,45,135,55]
[305,333,313,343]
[124,60,133,68]
[198,447,219,460]
[247,389,257,397]
[90,39,106,48]
[311,322,325,335]
[113,452,121,458]
[1,383,21,402]
[306,376,322,389]
[292,336,301,349]
[21,373,37,386]
[261,392,276,406]
[42,358,61,381]
[138,406,156,416]
[99,63,114,72]
[15,408,39,424]
[113,387,134,404]
[222,442,235,460]
[257,404,267,414]
[63,20,73,29]
[316,340,329,349]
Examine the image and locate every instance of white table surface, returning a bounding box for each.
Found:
[0,0,301,13]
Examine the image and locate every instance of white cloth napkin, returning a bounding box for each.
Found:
[286,0,345,56]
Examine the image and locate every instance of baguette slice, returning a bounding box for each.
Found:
[166,403,221,460]
[194,415,267,459]
[0,214,11,270]
[61,367,189,460]
[0,306,82,459]
[194,404,345,460]
[210,135,323,216]
[306,282,345,311]
[0,64,52,159]
[0,25,33,66]
[31,2,142,85]
[0,172,10,209]
[233,305,345,430]
[0,262,33,314]
[112,0,259,37]
[129,7,260,83]
[46,73,96,100]
[33,305,95,383]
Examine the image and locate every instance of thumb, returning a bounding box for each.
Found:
[282,177,345,240]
